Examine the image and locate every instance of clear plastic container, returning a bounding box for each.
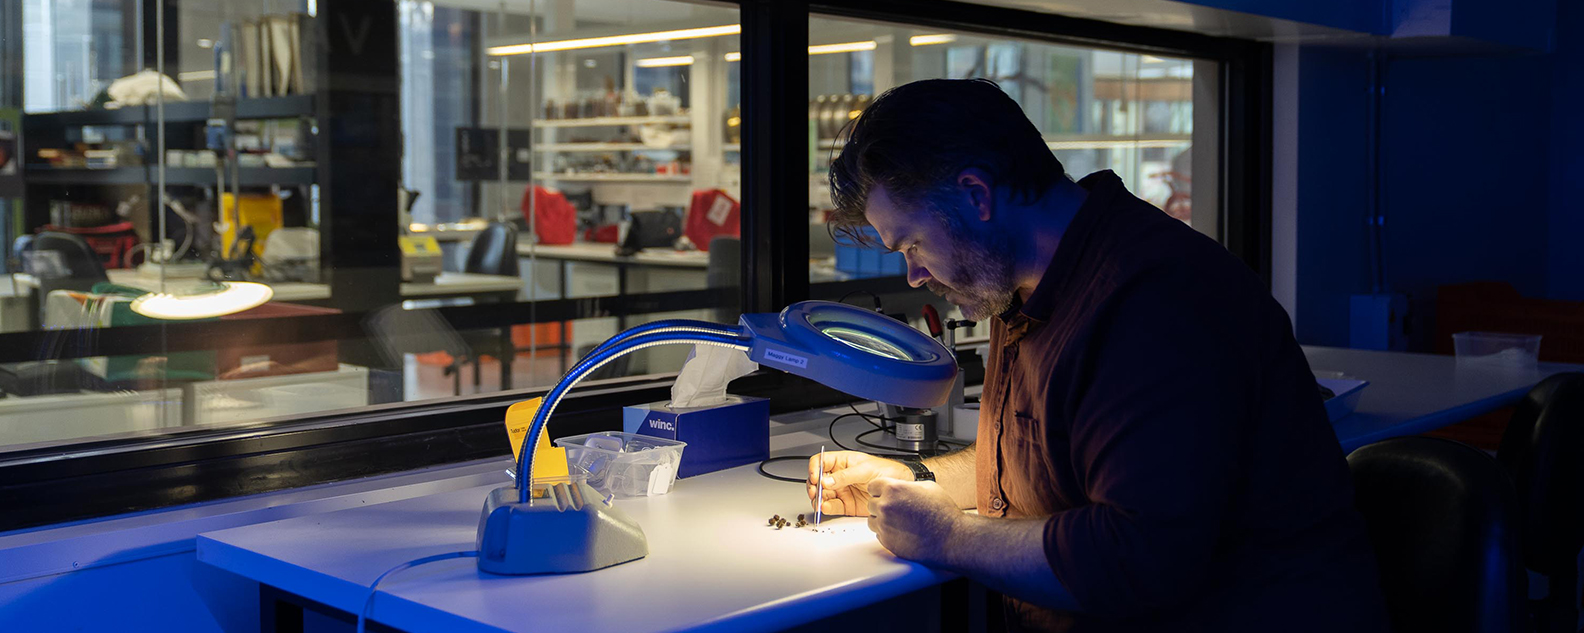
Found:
[1453,332,1542,367]
[555,432,687,498]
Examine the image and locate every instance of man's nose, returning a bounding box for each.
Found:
[905,252,931,288]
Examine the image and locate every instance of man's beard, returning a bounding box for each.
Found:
[925,202,1015,322]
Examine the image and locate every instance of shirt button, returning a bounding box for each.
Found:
[990,497,1005,511]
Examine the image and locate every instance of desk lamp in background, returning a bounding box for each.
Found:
[479,300,959,575]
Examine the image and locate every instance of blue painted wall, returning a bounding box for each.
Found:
[1286,4,1573,349]
[1379,53,1553,349]
[1548,0,1584,301]
[1292,46,1375,347]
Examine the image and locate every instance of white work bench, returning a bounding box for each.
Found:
[197,346,1581,632]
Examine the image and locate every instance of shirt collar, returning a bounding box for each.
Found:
[1005,170,1125,325]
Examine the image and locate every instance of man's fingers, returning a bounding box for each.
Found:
[867,515,879,534]
[868,476,896,497]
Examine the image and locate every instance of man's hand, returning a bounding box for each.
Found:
[866,477,964,565]
[808,451,911,517]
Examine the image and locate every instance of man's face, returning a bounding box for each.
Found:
[863,185,1015,321]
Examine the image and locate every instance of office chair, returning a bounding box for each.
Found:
[447,221,521,393]
[28,232,110,324]
[1497,372,1584,633]
[1349,436,1526,633]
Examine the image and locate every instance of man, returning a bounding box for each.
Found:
[808,79,1388,632]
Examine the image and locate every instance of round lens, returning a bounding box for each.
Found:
[819,326,913,361]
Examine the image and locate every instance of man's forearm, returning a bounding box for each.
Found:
[938,515,1081,612]
[923,443,976,509]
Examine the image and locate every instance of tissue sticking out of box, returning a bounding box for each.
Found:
[670,345,758,408]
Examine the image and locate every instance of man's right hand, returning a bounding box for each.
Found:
[808,451,912,516]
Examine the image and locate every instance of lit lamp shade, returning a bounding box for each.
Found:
[129,282,274,319]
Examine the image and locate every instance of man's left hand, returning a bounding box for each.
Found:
[866,477,964,566]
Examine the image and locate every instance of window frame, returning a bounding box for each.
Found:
[0,0,1270,532]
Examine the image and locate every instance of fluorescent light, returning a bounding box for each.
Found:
[909,34,956,46]
[723,41,876,60]
[179,70,216,82]
[807,41,876,55]
[488,24,740,56]
[636,55,694,68]
[131,282,273,319]
[1142,55,1165,63]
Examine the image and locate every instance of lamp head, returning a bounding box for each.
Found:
[740,300,957,409]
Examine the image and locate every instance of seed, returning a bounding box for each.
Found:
[797,514,804,521]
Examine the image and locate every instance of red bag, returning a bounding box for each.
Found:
[684,189,740,252]
[521,186,576,245]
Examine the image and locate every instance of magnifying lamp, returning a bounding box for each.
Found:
[477,300,957,575]
[129,281,273,319]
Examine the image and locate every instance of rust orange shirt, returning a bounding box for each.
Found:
[975,171,1388,632]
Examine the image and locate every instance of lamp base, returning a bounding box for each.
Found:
[476,483,648,575]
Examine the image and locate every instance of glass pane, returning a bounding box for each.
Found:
[806,15,1215,340]
[0,0,743,455]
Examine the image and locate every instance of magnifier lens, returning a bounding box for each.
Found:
[818,325,913,361]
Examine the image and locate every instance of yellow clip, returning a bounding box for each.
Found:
[504,398,569,482]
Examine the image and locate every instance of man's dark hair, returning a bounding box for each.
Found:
[828,78,1065,245]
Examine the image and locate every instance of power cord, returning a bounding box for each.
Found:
[357,550,480,633]
[838,289,884,312]
[757,455,813,483]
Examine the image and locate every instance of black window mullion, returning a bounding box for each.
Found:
[739,0,811,313]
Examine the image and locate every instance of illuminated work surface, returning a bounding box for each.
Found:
[196,413,953,633]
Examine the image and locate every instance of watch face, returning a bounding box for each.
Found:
[817,325,914,361]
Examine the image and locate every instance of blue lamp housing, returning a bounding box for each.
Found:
[478,300,959,575]
[740,301,957,409]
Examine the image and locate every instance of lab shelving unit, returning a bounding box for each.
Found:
[18,94,321,244]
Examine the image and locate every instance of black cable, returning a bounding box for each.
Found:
[757,455,812,483]
[829,413,917,459]
[838,289,883,312]
[847,401,889,430]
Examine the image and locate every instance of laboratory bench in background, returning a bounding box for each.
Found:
[196,346,1580,633]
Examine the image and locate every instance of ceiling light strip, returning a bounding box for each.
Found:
[488,24,741,56]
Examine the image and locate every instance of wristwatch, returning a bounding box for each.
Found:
[899,459,935,482]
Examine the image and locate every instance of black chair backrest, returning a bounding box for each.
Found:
[1348,436,1525,633]
[1499,372,1584,578]
[29,232,108,281]
[464,222,519,277]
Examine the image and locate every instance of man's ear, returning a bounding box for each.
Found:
[957,168,994,222]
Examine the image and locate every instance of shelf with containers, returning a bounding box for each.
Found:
[18,95,321,270]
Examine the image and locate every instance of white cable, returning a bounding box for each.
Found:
[357,550,480,633]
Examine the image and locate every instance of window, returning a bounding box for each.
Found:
[805,14,1220,337]
[0,0,1265,530]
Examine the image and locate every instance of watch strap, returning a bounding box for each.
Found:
[901,459,935,482]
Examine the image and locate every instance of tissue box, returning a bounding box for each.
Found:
[623,396,769,478]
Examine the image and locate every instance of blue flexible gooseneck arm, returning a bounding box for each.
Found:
[514,320,752,503]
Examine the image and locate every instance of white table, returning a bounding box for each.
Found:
[1304,346,1580,452]
[197,347,1582,633]
[198,411,955,633]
